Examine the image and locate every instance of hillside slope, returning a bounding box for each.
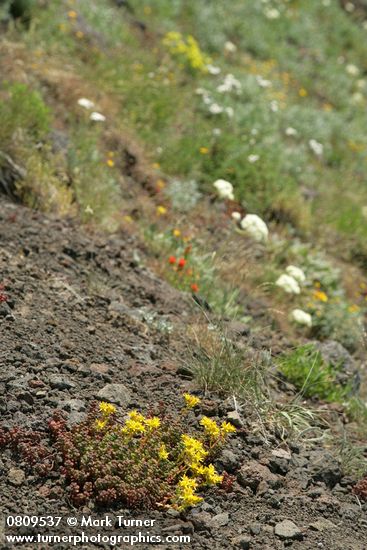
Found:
[0,199,366,549]
[1,1,367,548]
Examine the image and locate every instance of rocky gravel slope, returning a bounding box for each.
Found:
[0,199,366,549]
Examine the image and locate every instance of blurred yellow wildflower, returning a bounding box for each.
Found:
[163,31,211,73]
[313,290,328,302]
[157,205,167,216]
[156,179,166,190]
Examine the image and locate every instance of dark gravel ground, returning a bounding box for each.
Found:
[0,199,366,550]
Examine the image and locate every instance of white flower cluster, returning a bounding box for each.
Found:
[240,214,269,243]
[230,205,268,243]
[196,88,235,118]
[285,127,297,136]
[264,7,280,20]
[256,75,272,88]
[90,112,106,122]
[224,41,237,54]
[207,65,221,75]
[346,64,359,76]
[286,265,306,283]
[275,265,312,327]
[231,211,242,222]
[217,74,241,94]
[309,139,323,156]
[196,71,239,118]
[276,273,301,294]
[290,309,312,327]
[276,265,306,295]
[213,179,234,200]
[77,98,106,122]
[78,98,94,109]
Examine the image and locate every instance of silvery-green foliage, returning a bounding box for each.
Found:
[165,179,202,212]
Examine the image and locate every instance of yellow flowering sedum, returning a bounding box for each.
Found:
[183,393,201,408]
[145,417,161,430]
[158,444,169,460]
[121,418,146,435]
[181,434,208,466]
[120,411,162,435]
[99,402,116,416]
[90,400,233,510]
[176,475,203,508]
[200,416,220,438]
[221,421,237,435]
[202,464,223,485]
[95,419,107,430]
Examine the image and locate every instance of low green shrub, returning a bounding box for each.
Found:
[278,344,352,402]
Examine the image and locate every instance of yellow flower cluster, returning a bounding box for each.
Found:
[163,31,211,72]
[181,434,208,466]
[95,419,107,430]
[92,397,237,510]
[158,444,169,460]
[95,401,116,430]
[313,290,328,303]
[176,475,203,508]
[121,410,161,436]
[176,462,223,508]
[99,402,116,416]
[121,418,146,435]
[146,417,161,429]
[200,416,220,437]
[221,421,237,434]
[200,416,237,438]
[156,205,167,216]
[193,463,223,485]
[183,393,201,408]
[204,464,223,484]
